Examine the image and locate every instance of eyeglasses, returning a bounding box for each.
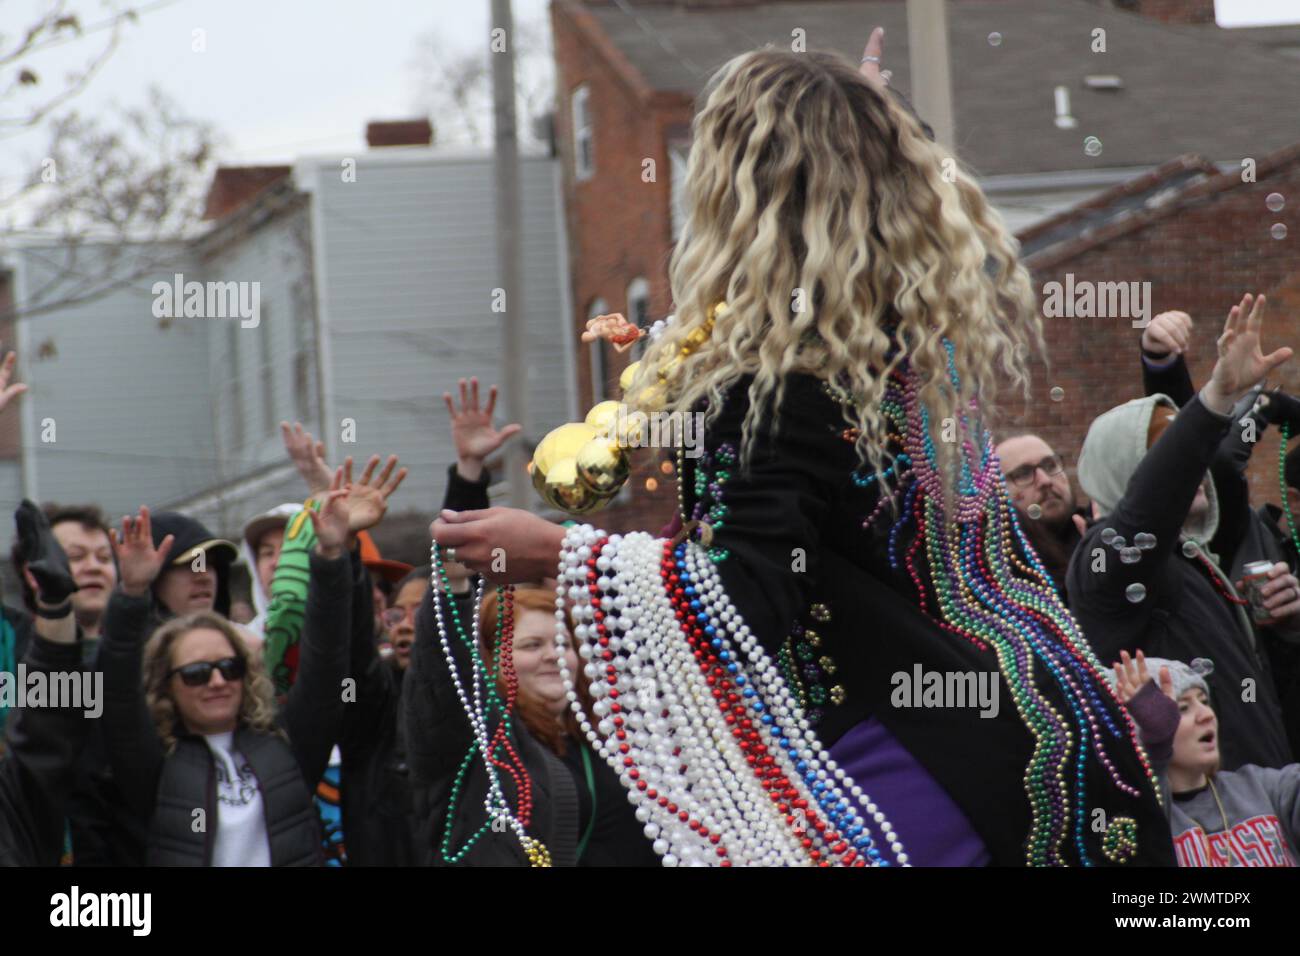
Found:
[382,606,418,629]
[168,656,246,687]
[1005,454,1065,488]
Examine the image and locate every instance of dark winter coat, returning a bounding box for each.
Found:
[99,551,351,866]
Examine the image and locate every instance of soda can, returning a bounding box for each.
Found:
[1240,560,1277,623]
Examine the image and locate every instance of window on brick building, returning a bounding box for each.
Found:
[572,86,594,181]
[588,297,608,402]
[627,277,650,359]
[669,144,689,240]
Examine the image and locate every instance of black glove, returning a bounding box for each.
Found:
[1257,390,1300,436]
[15,499,78,605]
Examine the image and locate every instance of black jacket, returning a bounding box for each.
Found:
[0,634,91,866]
[339,545,419,867]
[673,372,1172,866]
[419,465,656,866]
[99,551,351,865]
[405,587,579,866]
[1067,394,1291,771]
[1142,351,1300,762]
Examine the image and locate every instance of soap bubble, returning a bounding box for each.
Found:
[988,32,1003,46]
[1084,136,1103,157]
[1120,547,1141,565]
[1110,535,1127,550]
[1182,540,1199,557]
[1266,192,1285,212]
[1271,223,1288,240]
[1100,527,1117,545]
[1125,583,1147,603]
[1027,503,1043,519]
[1050,386,1065,402]
[1134,532,1157,550]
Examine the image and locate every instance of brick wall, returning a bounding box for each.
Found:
[552,0,691,533]
[1130,0,1218,25]
[1014,160,1300,511]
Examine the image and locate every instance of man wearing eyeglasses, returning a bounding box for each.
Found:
[996,434,1087,597]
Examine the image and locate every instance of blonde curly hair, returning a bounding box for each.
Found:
[143,612,279,753]
[630,48,1040,508]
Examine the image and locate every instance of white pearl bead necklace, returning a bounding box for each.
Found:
[555,525,908,867]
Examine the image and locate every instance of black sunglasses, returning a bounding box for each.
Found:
[168,656,246,687]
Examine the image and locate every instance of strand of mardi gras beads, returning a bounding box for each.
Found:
[831,346,1157,865]
[430,542,550,866]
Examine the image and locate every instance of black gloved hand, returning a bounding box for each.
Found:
[15,499,78,605]
[1257,390,1300,436]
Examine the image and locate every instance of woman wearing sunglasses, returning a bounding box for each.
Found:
[99,491,353,866]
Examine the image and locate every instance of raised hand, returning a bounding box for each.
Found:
[1112,649,1153,706]
[857,26,888,90]
[280,421,333,494]
[1204,293,1292,413]
[443,378,522,482]
[307,468,351,558]
[341,453,407,533]
[112,506,175,598]
[0,348,28,413]
[1141,310,1193,358]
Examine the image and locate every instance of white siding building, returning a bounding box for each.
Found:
[0,146,575,550]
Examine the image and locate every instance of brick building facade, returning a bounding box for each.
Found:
[1017,144,1300,508]
[549,0,1300,532]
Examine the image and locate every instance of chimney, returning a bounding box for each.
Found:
[202,166,292,221]
[1121,0,1218,25]
[365,119,434,148]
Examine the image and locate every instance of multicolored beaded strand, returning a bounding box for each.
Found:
[429,541,550,866]
[828,349,1159,865]
[555,525,907,866]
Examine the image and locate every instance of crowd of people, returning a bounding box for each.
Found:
[2,27,1298,868]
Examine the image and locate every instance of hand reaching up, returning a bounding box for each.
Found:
[0,348,27,413]
[443,378,522,482]
[280,421,333,494]
[341,454,407,533]
[112,507,175,598]
[1203,293,1292,414]
[308,468,351,559]
[1112,649,1174,706]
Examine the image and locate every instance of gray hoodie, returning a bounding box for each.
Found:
[1077,393,1220,546]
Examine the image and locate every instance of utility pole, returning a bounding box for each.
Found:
[491,0,529,507]
[906,0,956,149]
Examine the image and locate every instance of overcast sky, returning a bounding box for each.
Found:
[1,0,1294,201]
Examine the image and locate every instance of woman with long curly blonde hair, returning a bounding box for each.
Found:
[430,29,1173,867]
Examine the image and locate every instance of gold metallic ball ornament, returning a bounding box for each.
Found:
[576,436,630,495]
[619,361,640,394]
[585,400,623,436]
[545,457,606,513]
[534,421,598,477]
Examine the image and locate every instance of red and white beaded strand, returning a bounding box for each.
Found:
[555,525,908,866]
